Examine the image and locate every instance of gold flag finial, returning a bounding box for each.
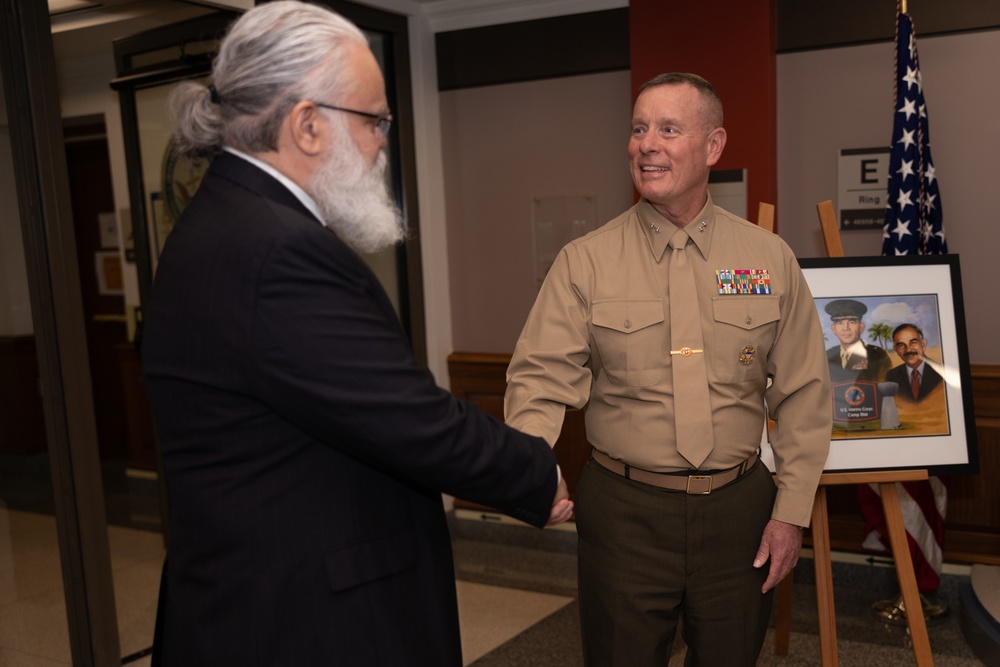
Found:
[902,0,907,13]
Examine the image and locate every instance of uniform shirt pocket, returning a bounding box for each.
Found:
[712,296,780,383]
[591,299,665,387]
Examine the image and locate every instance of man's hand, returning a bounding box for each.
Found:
[752,519,803,593]
[546,477,573,526]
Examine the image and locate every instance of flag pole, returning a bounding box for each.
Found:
[902,0,907,14]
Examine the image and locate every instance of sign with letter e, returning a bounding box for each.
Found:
[837,147,890,230]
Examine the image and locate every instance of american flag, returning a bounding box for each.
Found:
[862,3,948,593]
[882,7,946,255]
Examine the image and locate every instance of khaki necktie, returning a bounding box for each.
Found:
[668,228,715,468]
[841,349,850,368]
[911,369,921,399]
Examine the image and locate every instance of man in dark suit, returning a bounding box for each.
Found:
[824,299,891,384]
[885,323,944,401]
[140,4,571,665]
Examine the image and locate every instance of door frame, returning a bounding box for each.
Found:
[0,0,121,664]
[110,3,427,365]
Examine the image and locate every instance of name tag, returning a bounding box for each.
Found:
[716,269,771,295]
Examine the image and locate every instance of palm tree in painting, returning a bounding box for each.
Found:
[868,322,893,350]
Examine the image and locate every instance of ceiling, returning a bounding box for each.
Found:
[50,0,217,62]
[46,0,625,62]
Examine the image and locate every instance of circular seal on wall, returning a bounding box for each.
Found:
[162,140,212,223]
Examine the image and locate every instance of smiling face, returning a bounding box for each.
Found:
[628,82,726,225]
[893,326,928,368]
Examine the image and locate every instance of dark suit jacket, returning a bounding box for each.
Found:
[826,343,891,384]
[885,362,943,401]
[142,153,557,666]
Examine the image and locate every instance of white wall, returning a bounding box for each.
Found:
[404,8,453,385]
[441,70,635,353]
[777,28,1000,364]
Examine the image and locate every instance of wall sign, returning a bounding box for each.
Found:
[837,147,890,230]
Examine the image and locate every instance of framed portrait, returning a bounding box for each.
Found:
[796,255,978,476]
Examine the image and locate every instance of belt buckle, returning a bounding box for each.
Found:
[686,475,713,495]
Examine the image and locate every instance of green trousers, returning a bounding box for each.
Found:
[576,457,777,666]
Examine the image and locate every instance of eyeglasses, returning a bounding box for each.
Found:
[314,102,392,138]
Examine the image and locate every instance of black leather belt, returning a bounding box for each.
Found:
[591,448,759,494]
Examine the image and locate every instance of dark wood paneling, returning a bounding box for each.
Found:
[970,363,1000,419]
[777,0,1000,52]
[448,352,588,499]
[449,351,1000,564]
[118,343,158,471]
[436,9,629,91]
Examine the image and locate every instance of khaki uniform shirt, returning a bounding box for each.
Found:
[505,195,831,527]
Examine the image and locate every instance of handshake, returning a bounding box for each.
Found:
[547,476,574,527]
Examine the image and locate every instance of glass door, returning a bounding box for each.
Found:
[1,1,121,662]
[0,62,70,667]
[62,117,165,665]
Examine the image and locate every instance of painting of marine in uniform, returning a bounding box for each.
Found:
[791,256,976,476]
[823,298,892,385]
[815,294,948,440]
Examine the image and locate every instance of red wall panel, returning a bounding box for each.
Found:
[629,0,777,226]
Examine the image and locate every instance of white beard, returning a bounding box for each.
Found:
[309,131,405,255]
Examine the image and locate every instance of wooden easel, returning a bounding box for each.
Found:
[767,201,935,666]
[805,470,935,666]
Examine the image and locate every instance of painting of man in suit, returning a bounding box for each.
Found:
[886,323,944,402]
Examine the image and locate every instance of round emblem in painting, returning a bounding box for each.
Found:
[739,345,755,365]
[845,386,866,406]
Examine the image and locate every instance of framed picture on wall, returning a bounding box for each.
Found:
[793,255,978,476]
[94,250,124,296]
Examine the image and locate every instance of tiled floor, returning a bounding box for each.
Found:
[451,513,990,667]
[457,581,573,663]
[0,506,991,666]
[0,509,162,667]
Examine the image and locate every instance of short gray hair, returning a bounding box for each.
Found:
[638,72,724,129]
[170,1,368,158]
[892,323,925,340]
